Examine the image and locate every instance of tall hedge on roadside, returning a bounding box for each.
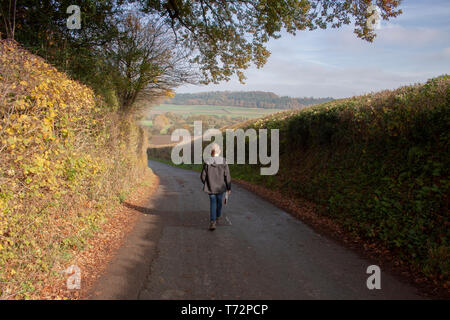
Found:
[239,76,449,281]
[0,40,148,299]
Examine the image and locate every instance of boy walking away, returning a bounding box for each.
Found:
[200,143,232,231]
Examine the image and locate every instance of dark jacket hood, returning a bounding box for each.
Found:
[205,156,225,167]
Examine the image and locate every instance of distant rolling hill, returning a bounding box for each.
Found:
[167,91,333,110]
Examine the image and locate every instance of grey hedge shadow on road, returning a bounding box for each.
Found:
[121,202,155,215]
[123,202,230,229]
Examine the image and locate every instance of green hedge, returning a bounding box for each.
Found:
[243,76,449,279]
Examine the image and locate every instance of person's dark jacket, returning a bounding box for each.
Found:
[200,156,231,194]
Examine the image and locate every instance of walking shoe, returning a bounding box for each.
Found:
[216,217,221,224]
[209,221,216,231]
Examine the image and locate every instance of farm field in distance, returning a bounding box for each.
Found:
[142,103,287,142]
[146,104,282,120]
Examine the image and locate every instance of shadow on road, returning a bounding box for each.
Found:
[121,202,155,215]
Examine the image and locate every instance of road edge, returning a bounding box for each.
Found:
[51,168,160,300]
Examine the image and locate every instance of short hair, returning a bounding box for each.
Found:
[211,143,221,156]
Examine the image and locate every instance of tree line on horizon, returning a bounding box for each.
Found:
[167,91,334,109]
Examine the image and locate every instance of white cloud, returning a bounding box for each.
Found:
[176,0,450,99]
[442,48,450,59]
[178,60,436,99]
[395,0,450,25]
[377,24,444,47]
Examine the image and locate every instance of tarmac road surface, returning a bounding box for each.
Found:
[89,160,422,300]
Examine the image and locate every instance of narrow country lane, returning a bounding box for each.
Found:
[89,161,422,300]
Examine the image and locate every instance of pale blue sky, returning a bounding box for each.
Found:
[177,0,450,99]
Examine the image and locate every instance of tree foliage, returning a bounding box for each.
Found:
[153,114,170,130]
[0,0,120,70]
[1,0,403,109]
[0,0,124,104]
[105,14,196,112]
[138,0,402,83]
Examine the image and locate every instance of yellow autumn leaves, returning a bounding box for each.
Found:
[0,40,149,299]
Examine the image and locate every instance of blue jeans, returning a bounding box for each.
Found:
[209,193,224,222]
